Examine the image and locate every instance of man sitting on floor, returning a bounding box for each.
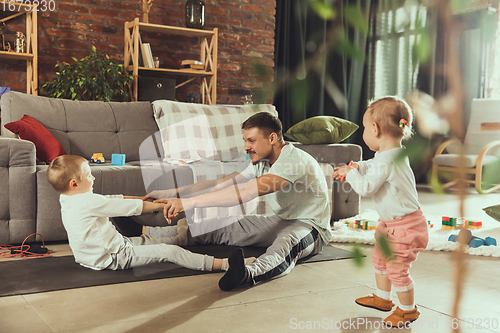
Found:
[145,112,332,291]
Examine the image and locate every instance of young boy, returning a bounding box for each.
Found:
[46,154,225,272]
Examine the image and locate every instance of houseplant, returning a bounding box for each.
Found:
[41,46,133,102]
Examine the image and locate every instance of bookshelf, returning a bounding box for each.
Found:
[0,2,38,95]
[124,18,217,104]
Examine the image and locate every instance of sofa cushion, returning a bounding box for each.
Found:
[432,154,499,168]
[152,100,278,161]
[1,92,158,162]
[4,114,66,163]
[284,116,358,144]
[483,204,500,222]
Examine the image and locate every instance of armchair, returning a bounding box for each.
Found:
[431,98,500,194]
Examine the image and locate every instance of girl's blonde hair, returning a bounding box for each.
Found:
[367,96,414,141]
[46,155,88,194]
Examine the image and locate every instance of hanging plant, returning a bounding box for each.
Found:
[41,46,133,102]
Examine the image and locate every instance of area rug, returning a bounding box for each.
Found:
[332,210,500,257]
[0,245,354,297]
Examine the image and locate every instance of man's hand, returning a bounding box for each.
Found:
[142,189,177,202]
[160,198,194,224]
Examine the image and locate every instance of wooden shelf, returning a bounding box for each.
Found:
[0,50,34,60]
[0,3,38,95]
[126,22,215,38]
[127,66,215,76]
[124,18,217,104]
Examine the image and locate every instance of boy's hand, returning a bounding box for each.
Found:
[143,189,177,202]
[161,198,193,224]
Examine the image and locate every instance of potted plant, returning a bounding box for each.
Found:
[41,46,133,102]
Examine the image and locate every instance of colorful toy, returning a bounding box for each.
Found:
[344,219,378,230]
[448,229,496,248]
[441,216,457,230]
[441,216,482,230]
[427,220,434,228]
[464,220,482,229]
[111,154,126,166]
[90,153,105,164]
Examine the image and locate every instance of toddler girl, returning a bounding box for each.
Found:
[333,96,429,328]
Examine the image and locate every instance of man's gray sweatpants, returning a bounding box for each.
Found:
[189,215,323,285]
[106,234,214,271]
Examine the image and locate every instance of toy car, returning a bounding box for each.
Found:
[89,153,105,164]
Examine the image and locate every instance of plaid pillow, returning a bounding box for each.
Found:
[159,114,218,161]
[152,100,278,161]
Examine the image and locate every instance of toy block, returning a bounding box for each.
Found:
[344,219,378,230]
[485,237,497,246]
[442,216,463,229]
[464,220,482,229]
[111,154,126,166]
[469,238,484,248]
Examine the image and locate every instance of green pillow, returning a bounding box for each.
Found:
[483,204,500,222]
[284,116,359,144]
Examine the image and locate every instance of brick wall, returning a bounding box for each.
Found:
[0,0,276,104]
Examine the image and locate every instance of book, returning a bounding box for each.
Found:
[143,43,154,68]
[181,59,203,66]
[138,34,148,68]
[190,64,204,70]
[141,43,149,68]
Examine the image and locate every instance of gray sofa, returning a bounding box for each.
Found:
[0,91,361,244]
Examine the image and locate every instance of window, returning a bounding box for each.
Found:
[368,1,427,99]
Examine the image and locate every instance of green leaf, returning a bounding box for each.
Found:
[344,6,368,35]
[335,32,364,60]
[351,245,365,268]
[309,0,336,20]
[482,159,500,192]
[290,77,311,119]
[450,0,470,13]
[412,30,431,65]
[377,234,395,261]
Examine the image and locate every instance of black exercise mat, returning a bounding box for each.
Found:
[0,245,355,297]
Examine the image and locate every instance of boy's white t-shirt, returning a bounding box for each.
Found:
[59,192,143,270]
[345,148,420,221]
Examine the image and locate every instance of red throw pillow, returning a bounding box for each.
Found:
[4,114,66,163]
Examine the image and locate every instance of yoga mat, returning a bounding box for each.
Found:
[0,245,356,297]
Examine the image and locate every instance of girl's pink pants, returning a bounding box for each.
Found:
[372,208,429,291]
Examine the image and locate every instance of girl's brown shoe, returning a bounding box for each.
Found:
[355,294,395,312]
[383,306,420,328]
